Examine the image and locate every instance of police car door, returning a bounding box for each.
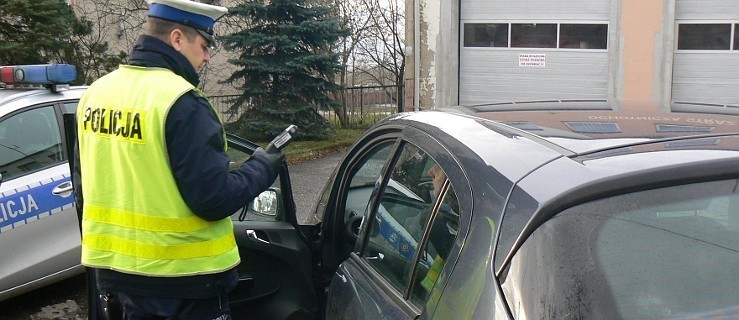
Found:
[224,134,318,319]
[0,102,80,301]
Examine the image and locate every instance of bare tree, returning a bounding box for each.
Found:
[354,0,405,89]
[71,0,236,95]
[326,0,405,125]
[323,0,373,125]
[72,0,148,52]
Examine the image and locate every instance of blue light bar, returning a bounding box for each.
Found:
[0,64,76,85]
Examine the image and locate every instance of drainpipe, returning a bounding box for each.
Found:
[413,0,420,111]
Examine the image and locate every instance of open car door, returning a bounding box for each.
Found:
[225,133,320,319]
[63,111,320,319]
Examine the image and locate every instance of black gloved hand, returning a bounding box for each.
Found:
[252,146,285,171]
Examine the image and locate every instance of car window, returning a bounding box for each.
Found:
[362,142,460,306]
[0,106,63,181]
[349,142,395,188]
[339,141,396,236]
[500,179,739,319]
[63,101,78,114]
[410,185,459,305]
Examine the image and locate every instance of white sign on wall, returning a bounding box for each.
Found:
[519,53,546,67]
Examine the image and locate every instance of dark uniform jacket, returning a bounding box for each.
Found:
[73,35,280,299]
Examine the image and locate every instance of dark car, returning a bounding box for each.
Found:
[16,65,739,318]
[213,99,739,319]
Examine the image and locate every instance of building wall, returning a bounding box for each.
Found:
[671,0,739,105]
[417,0,459,109]
[619,0,668,102]
[410,0,739,109]
[72,0,242,96]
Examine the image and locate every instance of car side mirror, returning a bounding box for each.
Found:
[250,189,279,217]
[0,172,3,187]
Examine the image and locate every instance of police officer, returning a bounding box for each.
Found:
[74,0,283,318]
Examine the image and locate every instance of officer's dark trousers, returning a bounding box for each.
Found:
[116,292,231,320]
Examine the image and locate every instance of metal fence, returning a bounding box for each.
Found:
[325,85,404,128]
[209,84,404,128]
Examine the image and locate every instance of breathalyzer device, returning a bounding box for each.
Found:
[265,125,298,153]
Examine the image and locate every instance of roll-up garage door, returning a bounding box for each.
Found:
[672,0,739,105]
[459,0,610,106]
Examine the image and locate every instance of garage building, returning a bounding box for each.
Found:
[407,0,739,109]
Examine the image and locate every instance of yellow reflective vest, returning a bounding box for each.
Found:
[77,65,239,276]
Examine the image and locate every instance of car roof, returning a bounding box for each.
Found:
[433,100,739,273]
[382,100,739,183]
[384,99,739,217]
[456,99,739,155]
[381,101,739,276]
[0,86,86,117]
[0,88,47,103]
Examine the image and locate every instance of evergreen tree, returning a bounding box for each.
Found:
[0,0,75,65]
[222,0,347,141]
[0,0,124,85]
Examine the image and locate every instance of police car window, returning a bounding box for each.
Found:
[362,143,454,301]
[0,106,63,181]
[63,102,78,114]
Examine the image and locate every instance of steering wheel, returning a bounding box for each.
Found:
[345,212,363,241]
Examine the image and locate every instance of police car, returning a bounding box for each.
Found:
[0,64,86,302]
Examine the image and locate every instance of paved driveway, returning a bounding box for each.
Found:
[289,151,347,224]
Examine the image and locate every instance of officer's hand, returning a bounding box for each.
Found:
[252,147,285,170]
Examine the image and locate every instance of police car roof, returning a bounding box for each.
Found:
[0,86,83,106]
[0,87,46,101]
[0,64,80,105]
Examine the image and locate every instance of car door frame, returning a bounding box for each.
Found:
[317,127,403,277]
[321,124,472,319]
[224,133,321,319]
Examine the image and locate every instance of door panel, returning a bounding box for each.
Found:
[327,254,415,320]
[323,126,467,319]
[230,221,317,319]
[0,105,81,301]
[226,136,318,319]
[0,165,80,300]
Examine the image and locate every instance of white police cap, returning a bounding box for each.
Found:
[147,0,228,47]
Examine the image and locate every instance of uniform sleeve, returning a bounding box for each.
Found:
[165,91,280,221]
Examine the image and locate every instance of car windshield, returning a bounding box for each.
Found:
[501,179,739,319]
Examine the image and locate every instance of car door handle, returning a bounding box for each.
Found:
[52,181,74,198]
[246,229,270,245]
[366,253,384,261]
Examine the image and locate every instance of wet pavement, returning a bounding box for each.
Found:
[0,274,87,319]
